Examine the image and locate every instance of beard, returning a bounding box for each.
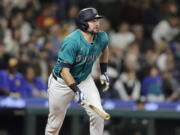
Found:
[87,27,99,35]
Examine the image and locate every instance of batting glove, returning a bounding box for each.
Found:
[100,72,110,92]
[74,90,85,105]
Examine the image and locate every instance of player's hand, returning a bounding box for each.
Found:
[74,90,85,105]
[100,72,109,92]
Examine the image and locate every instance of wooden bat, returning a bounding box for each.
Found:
[82,100,110,120]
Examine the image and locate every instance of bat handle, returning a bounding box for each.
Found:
[82,100,90,106]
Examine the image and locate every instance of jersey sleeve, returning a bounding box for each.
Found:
[58,38,77,64]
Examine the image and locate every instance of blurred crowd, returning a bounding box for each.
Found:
[0,0,180,102]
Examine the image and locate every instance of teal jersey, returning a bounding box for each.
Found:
[54,29,108,83]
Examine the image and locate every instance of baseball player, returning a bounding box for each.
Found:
[45,7,109,135]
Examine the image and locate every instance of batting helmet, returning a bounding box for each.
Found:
[76,7,103,31]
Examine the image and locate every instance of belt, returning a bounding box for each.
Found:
[52,73,66,84]
[52,73,80,85]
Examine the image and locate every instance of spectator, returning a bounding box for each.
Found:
[0,58,23,98]
[33,48,52,83]
[48,24,62,58]
[138,49,159,81]
[24,6,37,28]
[161,52,180,101]
[157,48,174,72]
[21,66,47,98]
[123,42,140,72]
[43,40,57,63]
[4,28,21,57]
[152,13,180,53]
[132,24,154,54]
[162,71,180,101]
[36,5,58,28]
[110,22,135,51]
[113,68,141,101]
[0,42,10,69]
[141,65,164,102]
[61,4,79,33]
[26,41,38,61]
[5,10,32,44]
[17,48,31,74]
[29,28,45,49]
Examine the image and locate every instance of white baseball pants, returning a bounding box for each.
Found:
[45,74,104,135]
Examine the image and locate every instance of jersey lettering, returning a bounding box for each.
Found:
[75,54,98,63]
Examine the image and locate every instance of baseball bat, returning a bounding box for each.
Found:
[82,100,110,120]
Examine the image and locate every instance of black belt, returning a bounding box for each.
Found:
[52,73,80,85]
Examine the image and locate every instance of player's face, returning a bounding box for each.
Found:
[87,19,100,34]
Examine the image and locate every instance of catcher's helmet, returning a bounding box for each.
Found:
[76,7,103,31]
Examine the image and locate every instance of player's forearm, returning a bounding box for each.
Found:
[60,68,80,93]
[99,47,109,73]
[60,68,76,86]
[99,46,109,63]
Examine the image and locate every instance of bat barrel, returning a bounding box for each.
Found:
[83,100,111,120]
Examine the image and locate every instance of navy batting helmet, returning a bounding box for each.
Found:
[76,7,103,31]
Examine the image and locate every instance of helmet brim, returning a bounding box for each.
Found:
[94,14,103,19]
[85,14,103,21]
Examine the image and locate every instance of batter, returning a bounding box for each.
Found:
[45,7,109,135]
